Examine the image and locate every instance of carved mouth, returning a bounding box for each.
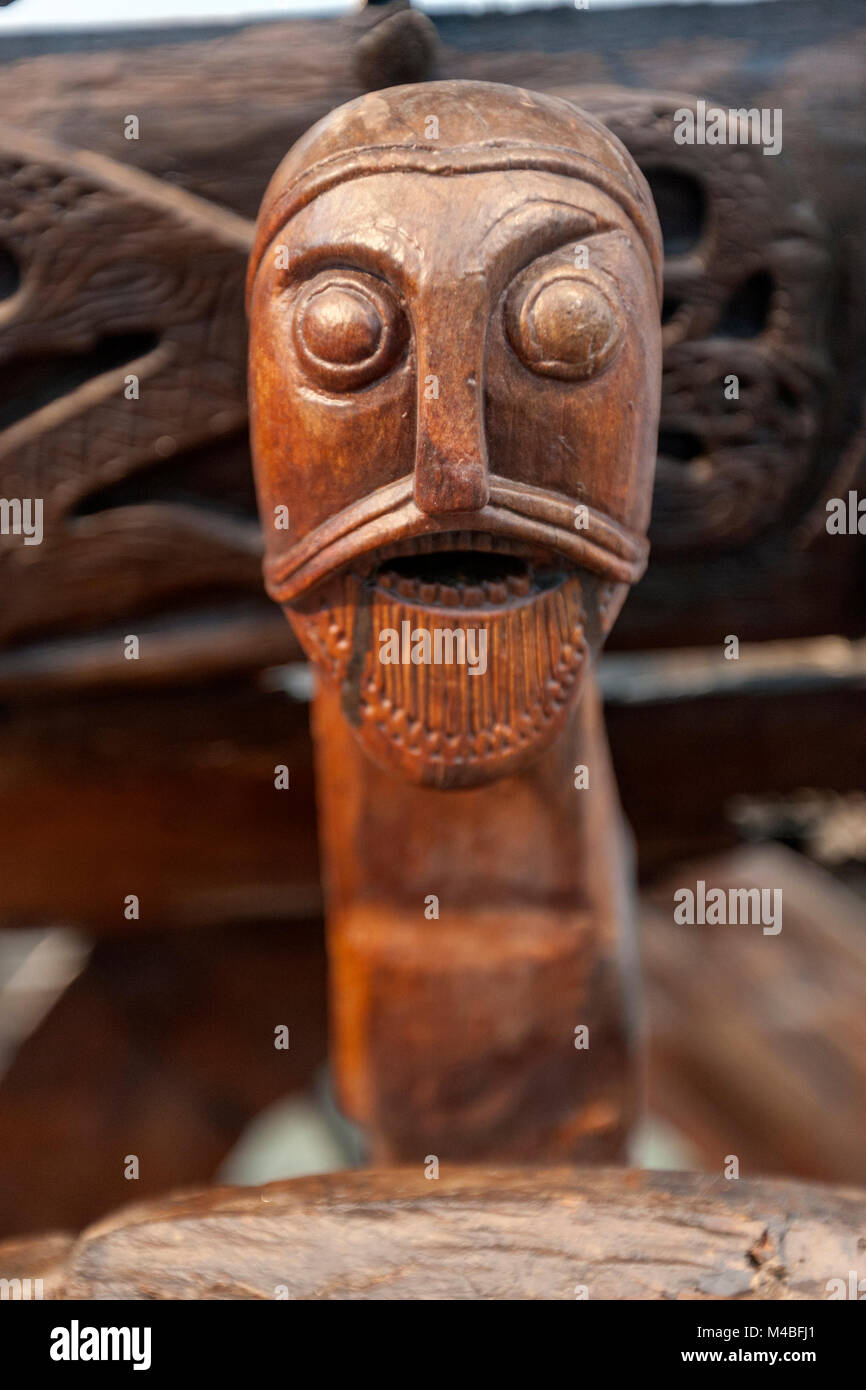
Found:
[290,527,596,788]
[370,532,568,611]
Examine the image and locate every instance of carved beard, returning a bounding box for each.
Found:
[289,557,619,788]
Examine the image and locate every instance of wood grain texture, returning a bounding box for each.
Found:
[0,1230,73,1300]
[34,1167,866,1300]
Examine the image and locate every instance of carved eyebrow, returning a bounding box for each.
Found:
[480,196,600,247]
[474,196,607,285]
[272,220,424,296]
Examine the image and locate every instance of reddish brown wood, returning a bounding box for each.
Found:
[0,683,319,933]
[0,10,862,1253]
[248,81,663,1159]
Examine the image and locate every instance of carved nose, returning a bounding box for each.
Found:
[413,315,490,516]
[414,433,489,515]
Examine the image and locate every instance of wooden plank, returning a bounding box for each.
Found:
[22,1166,866,1300]
[643,845,866,1186]
[0,682,321,931]
[0,651,860,930]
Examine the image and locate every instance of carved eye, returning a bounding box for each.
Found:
[292,271,407,390]
[505,267,624,381]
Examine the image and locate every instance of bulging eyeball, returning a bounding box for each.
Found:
[292,270,408,391]
[505,259,625,381]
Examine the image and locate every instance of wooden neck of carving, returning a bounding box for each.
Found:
[311,669,641,1162]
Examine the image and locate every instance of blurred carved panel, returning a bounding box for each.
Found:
[0,126,261,649]
[0,6,864,679]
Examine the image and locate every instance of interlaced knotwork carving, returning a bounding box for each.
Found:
[582,90,832,551]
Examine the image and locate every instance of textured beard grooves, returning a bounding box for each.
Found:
[291,571,595,786]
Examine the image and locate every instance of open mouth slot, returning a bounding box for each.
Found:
[373,538,567,608]
[384,549,528,588]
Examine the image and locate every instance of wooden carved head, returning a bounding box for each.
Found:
[248,81,662,788]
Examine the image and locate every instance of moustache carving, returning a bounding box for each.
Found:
[265,473,649,605]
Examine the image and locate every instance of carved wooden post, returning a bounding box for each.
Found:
[248,81,662,1162]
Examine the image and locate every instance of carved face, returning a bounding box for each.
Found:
[248,85,661,787]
